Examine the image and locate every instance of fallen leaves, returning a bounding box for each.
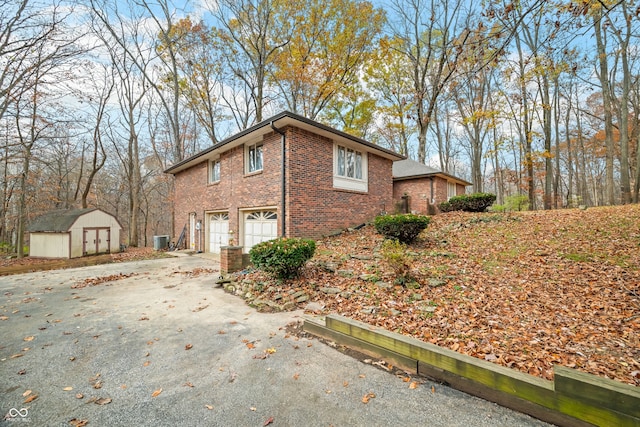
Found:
[361,392,376,404]
[192,304,209,312]
[94,397,112,405]
[23,394,38,403]
[68,418,89,426]
[23,336,34,342]
[185,344,193,350]
[151,388,162,398]
[71,273,138,289]
[237,205,640,386]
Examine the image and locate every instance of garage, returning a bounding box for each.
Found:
[243,210,277,252]
[208,212,229,253]
[28,208,122,258]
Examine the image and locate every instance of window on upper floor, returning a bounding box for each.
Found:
[334,144,367,192]
[209,159,221,183]
[246,142,263,173]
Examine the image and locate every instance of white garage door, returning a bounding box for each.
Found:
[244,211,278,252]
[209,213,229,254]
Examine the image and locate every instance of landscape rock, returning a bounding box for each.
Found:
[428,278,447,288]
[320,286,341,294]
[336,269,354,277]
[291,290,306,299]
[305,302,324,312]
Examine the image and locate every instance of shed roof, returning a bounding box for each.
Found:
[28,208,104,232]
[393,159,472,186]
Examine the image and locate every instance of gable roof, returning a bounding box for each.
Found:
[393,159,472,186]
[28,208,110,232]
[164,111,405,175]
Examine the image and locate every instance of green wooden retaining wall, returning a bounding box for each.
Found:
[303,314,640,427]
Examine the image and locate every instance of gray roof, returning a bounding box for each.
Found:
[392,158,472,186]
[28,208,99,232]
[392,159,441,178]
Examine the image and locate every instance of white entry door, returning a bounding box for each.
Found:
[209,213,229,253]
[243,211,277,253]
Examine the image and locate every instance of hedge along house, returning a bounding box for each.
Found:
[27,208,122,258]
[392,159,471,215]
[165,111,405,256]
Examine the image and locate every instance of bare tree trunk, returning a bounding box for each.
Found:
[609,2,632,204]
[593,8,615,205]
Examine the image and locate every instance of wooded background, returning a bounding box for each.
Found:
[2,0,639,256]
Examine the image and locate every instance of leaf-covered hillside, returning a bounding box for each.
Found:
[241,205,640,386]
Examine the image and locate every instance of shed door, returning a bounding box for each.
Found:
[209,213,229,254]
[83,229,97,255]
[98,228,110,253]
[243,211,277,253]
[83,228,110,255]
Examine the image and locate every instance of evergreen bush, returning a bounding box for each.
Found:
[439,193,496,213]
[374,214,430,244]
[249,237,316,280]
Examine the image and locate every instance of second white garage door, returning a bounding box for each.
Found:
[244,211,277,252]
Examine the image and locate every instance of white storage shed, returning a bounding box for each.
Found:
[28,208,122,258]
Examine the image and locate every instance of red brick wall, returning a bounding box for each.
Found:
[285,127,393,238]
[173,132,282,248]
[392,176,467,215]
[172,125,395,246]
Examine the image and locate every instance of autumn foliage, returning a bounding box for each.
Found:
[242,205,640,386]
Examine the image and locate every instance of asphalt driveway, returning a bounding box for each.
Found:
[1,254,550,426]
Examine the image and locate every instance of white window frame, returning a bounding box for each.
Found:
[447,181,457,200]
[209,159,221,183]
[246,142,263,174]
[333,144,367,192]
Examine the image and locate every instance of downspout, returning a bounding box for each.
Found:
[271,121,286,237]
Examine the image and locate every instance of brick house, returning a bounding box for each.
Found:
[164,111,404,254]
[392,159,471,215]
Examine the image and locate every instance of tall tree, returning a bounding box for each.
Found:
[90,0,188,162]
[273,0,384,120]
[387,0,472,164]
[592,4,616,205]
[365,38,416,156]
[213,0,290,126]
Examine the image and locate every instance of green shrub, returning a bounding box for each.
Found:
[380,239,414,286]
[439,192,497,213]
[249,237,316,280]
[374,214,430,244]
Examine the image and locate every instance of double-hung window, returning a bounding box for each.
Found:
[209,159,221,183]
[247,143,263,173]
[337,145,363,179]
[334,144,367,192]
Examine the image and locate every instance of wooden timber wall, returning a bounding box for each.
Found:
[304,314,640,427]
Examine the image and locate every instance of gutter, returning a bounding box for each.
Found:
[271,121,286,238]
